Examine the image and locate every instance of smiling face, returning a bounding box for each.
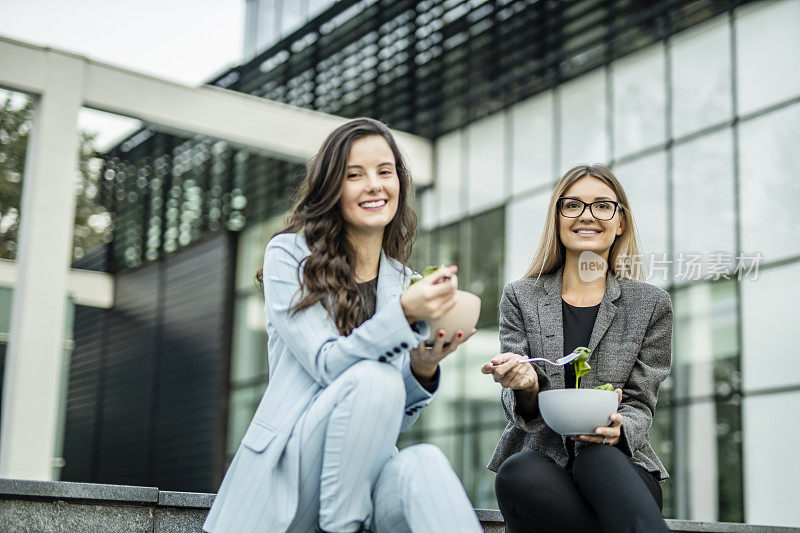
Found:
[557,176,625,260]
[339,135,400,240]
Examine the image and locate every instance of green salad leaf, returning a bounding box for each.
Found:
[410,265,445,285]
[594,383,614,391]
[571,347,592,388]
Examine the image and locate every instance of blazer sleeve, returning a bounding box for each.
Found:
[263,235,429,387]
[498,283,552,432]
[617,290,673,457]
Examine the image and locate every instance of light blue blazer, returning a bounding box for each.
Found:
[204,232,434,533]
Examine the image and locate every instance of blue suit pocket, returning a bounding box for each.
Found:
[241,420,277,453]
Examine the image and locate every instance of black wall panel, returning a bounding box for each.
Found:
[64,232,233,492]
[62,244,109,482]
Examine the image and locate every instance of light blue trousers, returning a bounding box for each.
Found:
[287,360,482,533]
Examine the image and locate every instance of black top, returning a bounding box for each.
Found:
[357,276,379,318]
[562,299,601,390]
[562,298,600,466]
[357,277,438,393]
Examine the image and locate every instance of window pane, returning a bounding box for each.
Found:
[741,261,800,392]
[670,17,732,138]
[468,208,504,328]
[673,129,736,281]
[410,231,432,276]
[672,397,742,522]
[738,101,800,263]
[743,390,800,527]
[672,281,739,401]
[559,69,609,173]
[612,45,666,158]
[511,92,554,195]
[417,187,437,231]
[459,330,504,508]
[230,295,269,383]
[673,400,719,521]
[466,114,507,214]
[435,130,466,225]
[612,151,669,286]
[504,190,550,283]
[736,0,800,115]
[431,221,465,272]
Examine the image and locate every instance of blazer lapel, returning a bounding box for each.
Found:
[538,268,565,385]
[376,249,403,313]
[586,272,621,362]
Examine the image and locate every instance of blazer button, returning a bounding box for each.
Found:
[379,356,387,362]
[400,342,408,349]
[385,352,393,357]
[405,410,413,416]
[393,347,401,353]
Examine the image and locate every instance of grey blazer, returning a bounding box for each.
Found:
[204,233,433,532]
[487,266,673,481]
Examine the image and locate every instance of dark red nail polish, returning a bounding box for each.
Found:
[457,332,463,338]
[438,331,445,337]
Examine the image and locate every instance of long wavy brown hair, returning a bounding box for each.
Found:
[256,118,418,335]
[525,164,644,281]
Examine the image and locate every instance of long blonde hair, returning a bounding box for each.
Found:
[524,164,644,281]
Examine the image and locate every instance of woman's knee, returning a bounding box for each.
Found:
[495,450,552,499]
[396,443,448,469]
[339,360,405,407]
[572,444,630,483]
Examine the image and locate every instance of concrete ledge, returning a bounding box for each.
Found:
[0,478,158,504]
[0,480,798,533]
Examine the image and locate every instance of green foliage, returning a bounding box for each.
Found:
[0,93,111,262]
[571,346,592,388]
[409,264,446,285]
[595,383,614,391]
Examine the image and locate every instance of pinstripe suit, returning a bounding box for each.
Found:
[203,233,481,533]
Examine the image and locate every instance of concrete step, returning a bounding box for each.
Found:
[0,479,797,533]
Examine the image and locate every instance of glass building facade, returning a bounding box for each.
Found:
[58,0,800,527]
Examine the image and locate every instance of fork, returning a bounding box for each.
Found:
[489,350,583,367]
[516,351,581,366]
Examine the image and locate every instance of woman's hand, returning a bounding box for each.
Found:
[410,327,476,380]
[481,353,539,391]
[572,388,624,445]
[401,266,458,324]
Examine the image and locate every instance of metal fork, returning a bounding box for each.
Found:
[517,351,582,365]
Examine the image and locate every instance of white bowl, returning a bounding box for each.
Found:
[426,290,481,344]
[538,389,618,436]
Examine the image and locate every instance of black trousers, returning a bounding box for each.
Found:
[495,445,669,533]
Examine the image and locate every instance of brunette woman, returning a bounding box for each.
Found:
[204,118,481,533]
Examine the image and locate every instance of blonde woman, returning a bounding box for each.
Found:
[481,165,671,532]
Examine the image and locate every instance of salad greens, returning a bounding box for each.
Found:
[409,265,445,285]
[571,347,592,388]
[569,346,614,390]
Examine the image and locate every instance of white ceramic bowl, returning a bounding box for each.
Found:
[426,290,481,344]
[538,388,618,436]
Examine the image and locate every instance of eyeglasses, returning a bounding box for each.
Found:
[558,197,621,221]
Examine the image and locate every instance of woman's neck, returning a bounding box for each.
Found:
[346,228,383,282]
[561,249,608,306]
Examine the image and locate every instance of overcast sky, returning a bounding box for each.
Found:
[0,0,246,149]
